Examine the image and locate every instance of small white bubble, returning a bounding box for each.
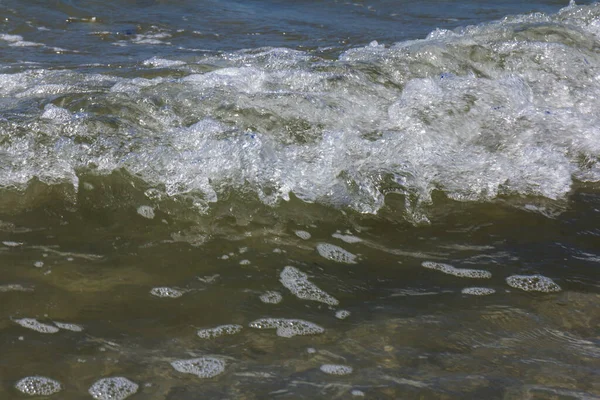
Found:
[335,310,351,319]
[239,259,251,265]
[307,347,317,354]
[34,261,44,268]
[351,389,365,396]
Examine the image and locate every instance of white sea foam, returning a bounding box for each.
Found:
[320,364,353,375]
[505,274,561,292]
[249,318,325,337]
[15,376,62,396]
[197,324,243,339]
[88,377,138,400]
[335,309,351,319]
[137,205,155,219]
[53,321,83,332]
[295,230,312,240]
[332,233,362,243]
[259,291,283,304]
[150,287,183,298]
[14,318,59,333]
[171,357,226,378]
[421,261,492,279]
[461,287,496,296]
[279,266,339,305]
[316,243,357,264]
[1,4,600,221]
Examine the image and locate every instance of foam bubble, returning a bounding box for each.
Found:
[197,324,243,339]
[137,205,155,219]
[421,261,492,279]
[0,284,33,292]
[332,233,363,243]
[351,389,365,396]
[280,266,339,306]
[316,243,357,264]
[335,310,351,319]
[54,322,83,332]
[320,364,353,375]
[249,318,325,337]
[259,291,283,304]
[14,318,59,333]
[170,357,225,378]
[88,377,139,400]
[295,230,312,240]
[239,259,251,265]
[461,287,496,296]
[506,274,561,292]
[15,376,62,396]
[150,287,183,298]
[3,241,23,247]
[34,261,44,268]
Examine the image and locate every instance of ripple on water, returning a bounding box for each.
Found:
[170,357,226,378]
[422,261,492,279]
[15,376,62,396]
[280,266,339,306]
[316,243,357,264]
[249,318,325,337]
[506,274,561,292]
[197,324,243,339]
[88,377,139,400]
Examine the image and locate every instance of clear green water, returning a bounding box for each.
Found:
[0,183,598,399]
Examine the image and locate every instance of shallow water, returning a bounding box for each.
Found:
[1,0,600,398]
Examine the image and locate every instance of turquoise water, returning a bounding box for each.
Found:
[1,1,599,398]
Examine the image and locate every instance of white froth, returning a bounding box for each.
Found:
[142,57,186,68]
[505,274,561,292]
[150,287,183,298]
[259,291,283,304]
[197,324,243,339]
[171,357,225,378]
[320,364,353,375]
[249,318,325,337]
[15,376,62,396]
[335,310,351,319]
[351,389,366,396]
[3,241,23,247]
[316,243,357,264]
[0,284,33,292]
[137,205,155,219]
[40,104,71,123]
[88,377,138,400]
[294,230,312,240]
[421,261,492,279]
[461,287,496,296]
[332,233,363,243]
[53,321,83,332]
[14,318,59,333]
[280,266,339,305]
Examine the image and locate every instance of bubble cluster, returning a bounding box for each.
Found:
[259,291,283,304]
[54,322,83,332]
[0,284,33,292]
[136,205,155,219]
[335,310,351,319]
[249,318,325,337]
[150,287,183,298]
[461,287,496,296]
[421,261,492,279]
[170,357,226,378]
[15,376,62,396]
[88,377,139,400]
[280,266,339,306]
[320,364,353,375]
[506,274,561,292]
[316,243,357,264]
[14,318,59,333]
[295,230,312,240]
[197,324,243,339]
